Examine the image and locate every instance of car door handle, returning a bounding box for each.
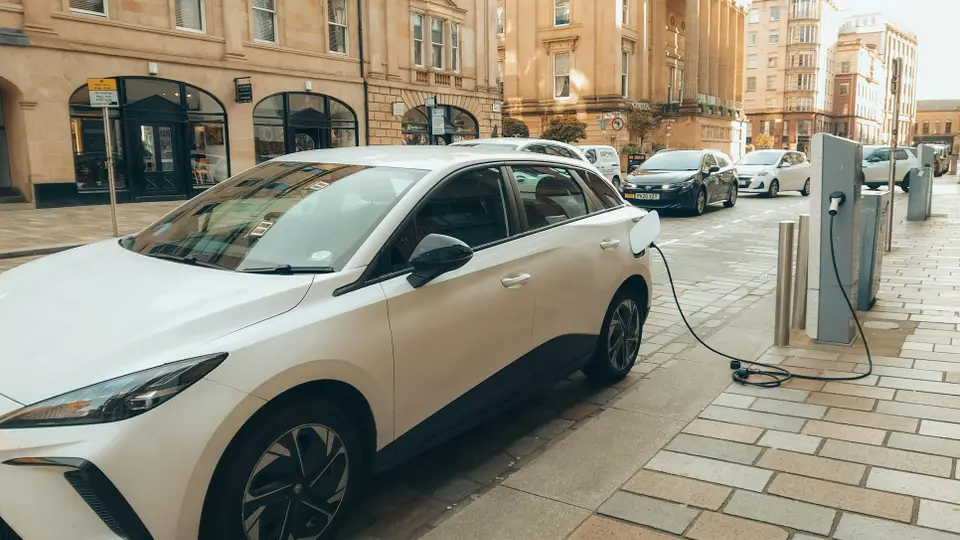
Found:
[600,238,621,250]
[501,273,532,288]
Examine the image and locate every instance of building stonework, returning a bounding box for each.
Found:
[367,84,502,145]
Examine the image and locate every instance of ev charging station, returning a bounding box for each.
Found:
[805,133,864,345]
[908,144,936,221]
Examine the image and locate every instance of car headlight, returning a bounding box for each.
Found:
[757,171,772,177]
[0,353,227,429]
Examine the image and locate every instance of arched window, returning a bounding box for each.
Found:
[401,105,479,145]
[68,77,230,199]
[253,92,358,163]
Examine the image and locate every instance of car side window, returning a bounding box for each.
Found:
[582,171,623,209]
[896,149,909,160]
[703,154,718,170]
[874,149,891,161]
[379,167,511,274]
[511,165,589,230]
[584,149,598,164]
[716,155,731,168]
[525,144,547,154]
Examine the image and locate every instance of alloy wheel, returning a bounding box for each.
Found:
[770,180,779,198]
[696,190,707,214]
[242,424,350,540]
[803,180,810,195]
[607,298,641,371]
[730,186,738,204]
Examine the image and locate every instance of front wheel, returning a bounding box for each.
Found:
[200,398,364,540]
[723,184,738,208]
[800,179,811,197]
[767,179,780,198]
[691,188,708,216]
[612,176,622,191]
[583,287,644,384]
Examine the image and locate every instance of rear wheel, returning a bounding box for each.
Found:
[612,176,622,191]
[200,398,364,540]
[583,287,645,384]
[691,188,708,216]
[901,174,910,193]
[800,179,811,197]
[767,179,780,198]
[723,184,737,208]
[866,183,882,190]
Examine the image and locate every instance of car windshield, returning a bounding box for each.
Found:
[452,141,522,150]
[738,151,782,166]
[638,151,702,171]
[126,161,426,272]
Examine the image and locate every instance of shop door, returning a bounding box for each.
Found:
[290,126,331,153]
[0,93,10,190]
[133,123,182,198]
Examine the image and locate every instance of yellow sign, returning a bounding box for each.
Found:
[87,78,117,92]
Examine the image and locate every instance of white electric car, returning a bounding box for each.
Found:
[861,145,919,192]
[0,146,657,540]
[736,149,812,197]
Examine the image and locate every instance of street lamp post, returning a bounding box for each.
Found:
[885,57,903,252]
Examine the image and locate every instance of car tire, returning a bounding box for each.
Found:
[866,183,881,190]
[691,188,708,216]
[800,179,811,197]
[767,179,780,198]
[583,286,645,384]
[200,397,364,540]
[723,184,737,208]
[901,174,910,193]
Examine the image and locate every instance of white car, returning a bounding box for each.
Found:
[0,147,657,540]
[862,145,918,192]
[577,145,624,189]
[736,149,812,197]
[450,137,587,163]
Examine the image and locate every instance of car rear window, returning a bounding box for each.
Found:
[582,171,623,209]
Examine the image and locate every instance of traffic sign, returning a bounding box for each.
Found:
[611,118,624,131]
[87,78,118,108]
[431,108,445,135]
[598,118,610,131]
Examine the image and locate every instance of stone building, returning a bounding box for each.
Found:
[913,100,960,150]
[498,0,748,159]
[831,37,885,144]
[0,0,500,207]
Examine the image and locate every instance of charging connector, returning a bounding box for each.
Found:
[651,210,873,388]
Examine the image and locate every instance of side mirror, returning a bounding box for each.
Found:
[708,166,721,174]
[407,234,474,288]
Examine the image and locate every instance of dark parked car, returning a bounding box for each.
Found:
[622,149,738,215]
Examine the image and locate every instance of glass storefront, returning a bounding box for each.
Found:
[402,105,478,146]
[68,77,230,201]
[253,92,359,163]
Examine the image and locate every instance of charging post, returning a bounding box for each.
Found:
[806,134,863,345]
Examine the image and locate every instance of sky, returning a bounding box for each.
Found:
[834,0,958,100]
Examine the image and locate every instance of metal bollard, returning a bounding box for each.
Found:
[791,215,809,330]
[775,221,795,346]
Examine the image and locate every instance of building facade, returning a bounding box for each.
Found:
[742,0,841,155]
[839,13,918,146]
[0,0,500,207]
[913,100,960,151]
[831,37,885,144]
[498,0,747,159]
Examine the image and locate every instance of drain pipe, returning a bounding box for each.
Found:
[357,0,371,146]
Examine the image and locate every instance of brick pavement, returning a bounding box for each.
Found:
[0,202,179,256]
[418,176,960,540]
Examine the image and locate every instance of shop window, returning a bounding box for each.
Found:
[69,102,124,191]
[185,85,229,185]
[254,92,359,164]
[401,105,478,146]
[70,0,106,15]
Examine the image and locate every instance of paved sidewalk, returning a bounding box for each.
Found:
[0,202,179,257]
[415,176,960,540]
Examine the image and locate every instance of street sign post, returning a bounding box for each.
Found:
[611,117,624,131]
[87,78,119,236]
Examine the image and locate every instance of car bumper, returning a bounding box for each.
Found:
[622,185,697,209]
[0,379,256,540]
[737,177,769,193]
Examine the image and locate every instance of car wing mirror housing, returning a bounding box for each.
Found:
[407,234,474,288]
[709,165,721,174]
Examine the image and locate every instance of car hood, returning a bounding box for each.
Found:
[0,241,313,405]
[736,164,775,176]
[626,170,697,185]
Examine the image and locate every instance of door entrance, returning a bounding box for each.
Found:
[290,125,331,153]
[133,122,182,198]
[0,93,11,191]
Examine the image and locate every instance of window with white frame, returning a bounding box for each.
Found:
[749,32,757,46]
[431,19,445,69]
[840,61,850,74]
[175,0,204,31]
[935,120,941,134]
[767,54,778,68]
[497,3,504,34]
[797,120,812,135]
[839,83,849,96]
[412,14,425,67]
[622,0,629,25]
[497,58,504,96]
[770,6,781,20]
[748,9,759,23]
[554,52,571,98]
[747,54,757,69]
[554,0,570,26]
[746,77,756,92]
[328,0,348,54]
[70,0,106,15]
[451,23,460,72]
[252,0,277,43]
[792,25,817,44]
[769,32,779,44]
[621,51,629,98]
[766,75,776,91]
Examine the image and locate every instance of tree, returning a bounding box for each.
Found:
[626,110,662,149]
[754,132,775,149]
[502,117,530,138]
[542,115,587,143]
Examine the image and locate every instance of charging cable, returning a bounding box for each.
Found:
[650,192,873,388]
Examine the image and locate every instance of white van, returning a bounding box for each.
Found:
[577,145,624,189]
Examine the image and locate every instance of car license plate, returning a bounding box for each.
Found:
[630,193,659,200]
[739,181,749,187]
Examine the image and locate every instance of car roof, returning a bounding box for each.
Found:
[458,138,576,147]
[576,144,615,150]
[271,145,589,171]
